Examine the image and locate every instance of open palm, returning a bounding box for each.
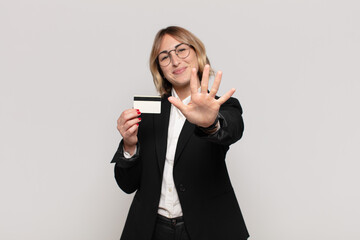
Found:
[168,65,235,128]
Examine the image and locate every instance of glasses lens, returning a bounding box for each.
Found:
[158,53,170,66]
[176,44,190,59]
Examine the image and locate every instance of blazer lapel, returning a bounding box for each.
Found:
[154,97,171,175]
[174,120,195,166]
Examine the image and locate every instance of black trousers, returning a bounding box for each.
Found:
[151,215,191,240]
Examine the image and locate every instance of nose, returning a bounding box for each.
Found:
[169,51,180,66]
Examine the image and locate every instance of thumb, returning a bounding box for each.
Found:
[168,96,186,112]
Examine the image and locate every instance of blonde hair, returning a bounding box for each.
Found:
[149,26,213,97]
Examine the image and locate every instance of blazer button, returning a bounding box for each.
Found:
[179,184,186,192]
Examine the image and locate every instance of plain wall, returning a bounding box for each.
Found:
[1,0,359,239]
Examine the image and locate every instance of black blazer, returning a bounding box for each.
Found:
[112,96,249,240]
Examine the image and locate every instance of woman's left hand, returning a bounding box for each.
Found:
[168,64,235,128]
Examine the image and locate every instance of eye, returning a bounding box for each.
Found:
[177,47,186,53]
[159,54,169,62]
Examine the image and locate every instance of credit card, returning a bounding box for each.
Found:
[133,95,161,114]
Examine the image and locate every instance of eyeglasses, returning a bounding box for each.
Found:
[157,43,193,67]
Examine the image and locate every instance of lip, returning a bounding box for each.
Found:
[173,67,187,75]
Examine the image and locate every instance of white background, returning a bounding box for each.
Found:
[1,0,359,239]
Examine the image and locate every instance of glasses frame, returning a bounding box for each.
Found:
[157,43,194,67]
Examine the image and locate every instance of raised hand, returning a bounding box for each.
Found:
[117,109,141,155]
[168,64,235,128]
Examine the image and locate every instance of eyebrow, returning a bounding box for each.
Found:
[158,43,183,55]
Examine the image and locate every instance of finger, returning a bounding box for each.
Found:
[190,68,198,95]
[122,116,141,132]
[118,109,141,125]
[123,124,139,147]
[168,96,187,113]
[125,123,139,136]
[209,70,222,98]
[201,64,210,93]
[217,88,236,105]
[118,109,139,124]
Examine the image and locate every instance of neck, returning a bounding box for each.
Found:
[173,86,190,101]
[173,79,200,101]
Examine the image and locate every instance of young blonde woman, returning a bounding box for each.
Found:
[112,26,249,240]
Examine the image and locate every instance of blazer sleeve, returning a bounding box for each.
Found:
[111,140,142,194]
[194,96,244,146]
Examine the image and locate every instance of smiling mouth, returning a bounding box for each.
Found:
[173,67,187,75]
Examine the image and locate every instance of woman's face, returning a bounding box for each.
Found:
[158,34,199,92]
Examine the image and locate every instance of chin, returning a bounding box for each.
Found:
[175,77,190,85]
